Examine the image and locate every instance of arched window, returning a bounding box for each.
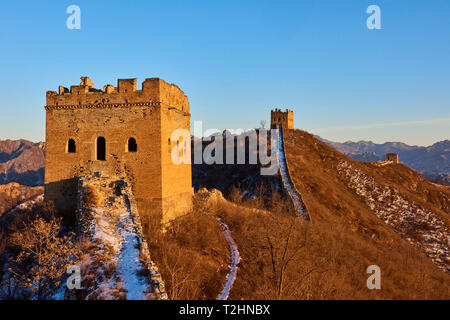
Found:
[127,137,137,152]
[96,137,106,161]
[67,139,76,153]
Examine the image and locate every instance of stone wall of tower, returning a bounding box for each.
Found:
[44,77,192,229]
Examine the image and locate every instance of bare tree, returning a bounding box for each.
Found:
[259,120,266,130]
[8,217,80,300]
[157,236,200,300]
[0,275,20,300]
[259,213,308,299]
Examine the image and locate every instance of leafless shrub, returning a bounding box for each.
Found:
[146,200,229,300]
[5,217,80,300]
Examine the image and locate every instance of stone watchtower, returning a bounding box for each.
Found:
[386,153,399,164]
[44,77,193,227]
[271,108,294,129]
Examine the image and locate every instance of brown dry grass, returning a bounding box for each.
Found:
[144,129,450,299]
[146,195,230,300]
[212,189,450,299]
[144,186,449,299]
[144,128,449,299]
[264,129,450,299]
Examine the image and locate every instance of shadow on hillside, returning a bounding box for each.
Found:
[0,168,45,187]
[190,133,281,198]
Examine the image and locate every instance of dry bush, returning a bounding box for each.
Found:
[146,198,230,300]
[0,198,81,300]
[5,217,80,300]
[82,186,99,208]
[0,200,56,257]
[215,196,336,299]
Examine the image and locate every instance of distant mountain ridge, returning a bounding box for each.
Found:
[317,137,450,184]
[0,139,45,186]
[0,137,449,186]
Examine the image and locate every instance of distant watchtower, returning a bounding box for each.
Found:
[44,76,193,227]
[271,108,294,129]
[386,153,399,164]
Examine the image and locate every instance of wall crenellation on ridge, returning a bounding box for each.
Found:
[46,76,190,114]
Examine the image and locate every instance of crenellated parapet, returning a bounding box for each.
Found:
[46,76,190,114]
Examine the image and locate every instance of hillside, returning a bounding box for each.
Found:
[183,130,450,299]
[1,133,449,299]
[274,129,450,297]
[318,137,450,184]
[0,182,43,216]
[0,139,45,186]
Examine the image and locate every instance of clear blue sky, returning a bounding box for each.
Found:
[0,0,449,146]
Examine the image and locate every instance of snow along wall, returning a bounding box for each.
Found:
[277,129,309,220]
[76,173,167,299]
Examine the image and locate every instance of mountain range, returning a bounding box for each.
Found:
[317,137,450,184]
[0,139,45,187]
[0,137,448,189]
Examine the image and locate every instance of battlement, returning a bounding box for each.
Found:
[271,108,294,129]
[46,76,189,113]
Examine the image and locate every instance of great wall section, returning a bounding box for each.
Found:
[41,77,312,299]
[276,129,309,220]
[76,173,168,299]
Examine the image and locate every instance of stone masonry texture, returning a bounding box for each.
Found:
[44,77,193,230]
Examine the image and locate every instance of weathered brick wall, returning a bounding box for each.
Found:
[45,77,192,227]
[160,105,193,223]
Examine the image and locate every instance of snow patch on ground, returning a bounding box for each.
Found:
[5,193,44,214]
[79,176,166,300]
[217,218,240,300]
[87,206,150,300]
[337,160,450,272]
